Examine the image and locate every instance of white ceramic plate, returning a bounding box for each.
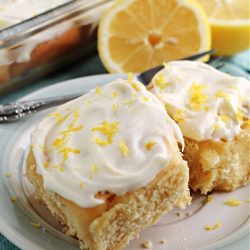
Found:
[0,73,249,250]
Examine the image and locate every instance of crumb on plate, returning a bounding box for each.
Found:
[159,239,166,244]
[185,211,193,216]
[176,211,185,217]
[206,194,213,203]
[224,199,241,206]
[204,221,222,231]
[5,172,12,177]
[141,240,153,249]
[30,222,41,228]
[10,196,17,203]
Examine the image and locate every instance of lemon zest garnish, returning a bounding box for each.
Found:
[60,147,80,161]
[145,140,156,151]
[112,104,117,112]
[189,83,208,111]
[93,137,110,146]
[214,124,219,129]
[204,106,209,112]
[131,82,141,92]
[224,199,241,206]
[236,110,243,121]
[142,96,150,102]
[204,222,222,231]
[153,73,169,91]
[59,125,84,136]
[53,136,69,151]
[215,91,230,102]
[53,110,80,149]
[30,222,41,228]
[44,161,49,169]
[91,164,99,174]
[49,112,68,125]
[113,90,119,98]
[128,72,134,82]
[95,86,101,95]
[206,195,213,203]
[120,140,129,157]
[52,109,82,160]
[65,109,81,132]
[221,115,229,123]
[173,109,185,123]
[10,196,17,203]
[73,108,80,119]
[5,172,12,177]
[92,121,119,146]
[80,181,84,189]
[245,120,250,127]
[230,84,238,90]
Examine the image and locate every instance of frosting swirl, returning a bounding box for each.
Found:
[152,61,250,141]
[31,79,183,208]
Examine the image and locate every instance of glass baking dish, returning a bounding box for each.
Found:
[0,0,113,95]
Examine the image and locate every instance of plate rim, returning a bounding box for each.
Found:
[19,73,126,101]
[0,73,249,250]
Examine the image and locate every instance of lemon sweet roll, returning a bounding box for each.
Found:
[151,61,250,194]
[27,78,191,249]
[31,78,184,207]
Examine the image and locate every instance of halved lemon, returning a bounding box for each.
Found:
[197,0,250,55]
[98,0,211,73]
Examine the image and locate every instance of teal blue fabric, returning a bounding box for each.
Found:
[0,54,107,104]
[227,49,250,73]
[0,51,249,250]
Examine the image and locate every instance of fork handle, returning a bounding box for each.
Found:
[0,93,83,117]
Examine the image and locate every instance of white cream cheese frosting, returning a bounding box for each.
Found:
[31,78,184,208]
[0,0,69,29]
[0,0,111,65]
[0,0,70,64]
[152,61,250,142]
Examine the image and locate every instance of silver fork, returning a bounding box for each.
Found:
[0,49,215,122]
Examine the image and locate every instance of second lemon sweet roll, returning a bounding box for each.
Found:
[151,61,250,194]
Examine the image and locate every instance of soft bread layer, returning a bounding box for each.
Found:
[184,125,250,194]
[26,140,191,250]
[89,162,190,250]
[0,27,82,84]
